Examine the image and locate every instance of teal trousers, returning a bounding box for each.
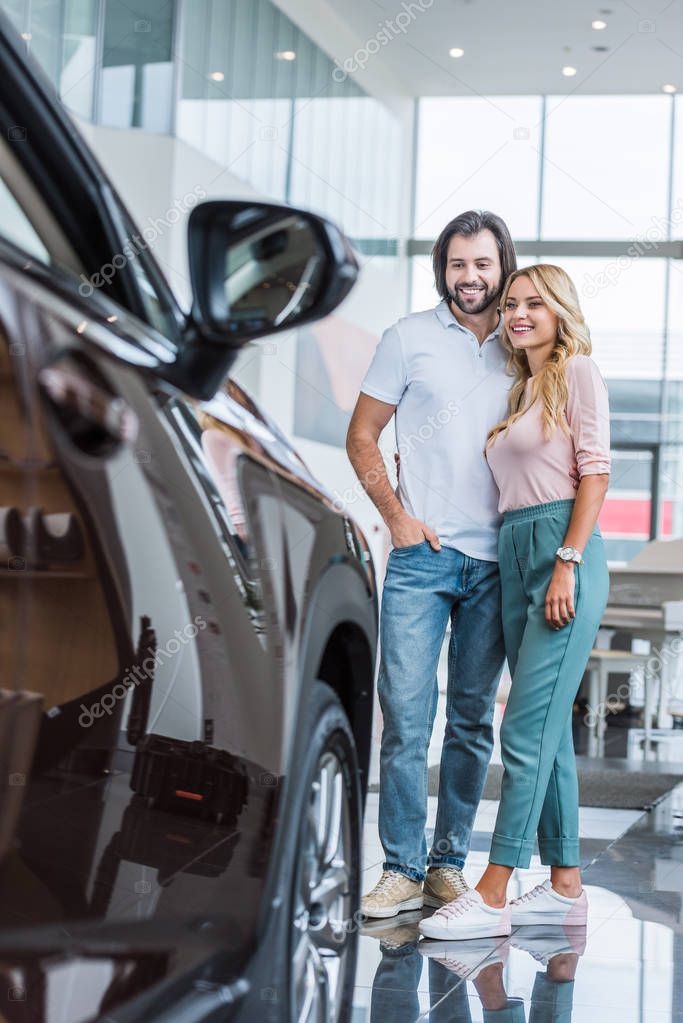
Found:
[491,499,609,868]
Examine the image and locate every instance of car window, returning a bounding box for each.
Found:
[0,174,49,262]
[106,204,185,344]
[0,136,81,274]
[0,133,183,348]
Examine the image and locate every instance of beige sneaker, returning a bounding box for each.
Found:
[423,866,469,908]
[361,870,423,919]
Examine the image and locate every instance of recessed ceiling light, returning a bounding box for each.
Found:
[562,65,578,77]
[208,71,224,81]
[663,83,677,93]
[449,47,465,58]
[20,31,31,40]
[274,50,296,61]
[592,19,607,29]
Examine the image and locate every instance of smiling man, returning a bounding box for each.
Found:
[346,210,517,918]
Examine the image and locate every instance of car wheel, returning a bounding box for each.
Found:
[289,682,361,1023]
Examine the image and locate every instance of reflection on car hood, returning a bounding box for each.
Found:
[199,390,338,505]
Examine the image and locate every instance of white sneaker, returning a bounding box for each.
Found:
[419,936,509,980]
[418,890,511,941]
[361,871,424,919]
[510,880,588,927]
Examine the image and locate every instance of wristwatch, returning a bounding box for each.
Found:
[555,546,584,565]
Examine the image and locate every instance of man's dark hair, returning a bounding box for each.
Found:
[431,210,517,301]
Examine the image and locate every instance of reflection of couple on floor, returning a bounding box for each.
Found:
[347,209,610,939]
[367,912,586,1023]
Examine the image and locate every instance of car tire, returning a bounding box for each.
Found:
[288,682,361,1023]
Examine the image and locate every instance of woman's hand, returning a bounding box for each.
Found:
[545,561,576,630]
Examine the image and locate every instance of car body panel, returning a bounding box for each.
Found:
[0,245,376,1021]
[0,13,377,1017]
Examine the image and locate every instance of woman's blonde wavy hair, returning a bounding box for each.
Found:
[486,264,592,449]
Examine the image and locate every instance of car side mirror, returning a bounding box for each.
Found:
[169,200,359,398]
[188,200,359,345]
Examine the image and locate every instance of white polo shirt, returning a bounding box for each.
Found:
[360,300,512,562]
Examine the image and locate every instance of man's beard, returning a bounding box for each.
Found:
[448,281,502,316]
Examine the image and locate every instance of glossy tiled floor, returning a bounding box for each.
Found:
[354,691,683,1023]
[353,782,683,1021]
[354,614,683,1021]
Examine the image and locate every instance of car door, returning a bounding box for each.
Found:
[0,234,297,1015]
[0,43,294,1020]
[0,24,376,1023]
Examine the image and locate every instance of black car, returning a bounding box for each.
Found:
[0,14,378,1023]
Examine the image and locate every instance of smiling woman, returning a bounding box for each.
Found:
[503,272,575,376]
[488,265,594,447]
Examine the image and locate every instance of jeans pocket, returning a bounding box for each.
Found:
[391,540,426,555]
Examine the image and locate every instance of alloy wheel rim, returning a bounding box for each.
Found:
[292,749,353,1023]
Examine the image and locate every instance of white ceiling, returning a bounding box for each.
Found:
[325,0,683,96]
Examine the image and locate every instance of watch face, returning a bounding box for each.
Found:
[558,547,572,560]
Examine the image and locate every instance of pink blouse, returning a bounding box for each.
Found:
[485,355,611,514]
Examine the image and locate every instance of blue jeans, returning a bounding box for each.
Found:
[378,541,506,881]
[370,941,469,1023]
